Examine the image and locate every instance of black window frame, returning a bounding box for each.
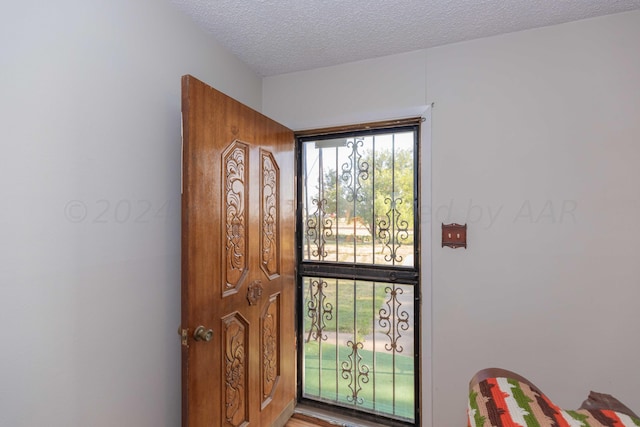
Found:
[295,122,422,427]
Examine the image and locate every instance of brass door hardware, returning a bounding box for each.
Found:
[178,327,189,347]
[193,325,213,342]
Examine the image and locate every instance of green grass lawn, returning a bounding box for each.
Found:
[303,279,394,338]
[303,340,415,421]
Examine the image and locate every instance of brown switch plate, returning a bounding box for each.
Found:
[442,223,467,249]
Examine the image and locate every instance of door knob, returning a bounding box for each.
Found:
[193,325,214,342]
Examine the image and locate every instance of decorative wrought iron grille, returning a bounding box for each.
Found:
[297,125,420,425]
[300,278,416,422]
[300,130,416,266]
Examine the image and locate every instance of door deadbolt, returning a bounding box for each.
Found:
[193,326,213,342]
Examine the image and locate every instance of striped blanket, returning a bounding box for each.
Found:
[468,369,640,427]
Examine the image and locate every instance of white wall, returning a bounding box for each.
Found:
[263,10,640,427]
[263,49,428,129]
[0,1,262,426]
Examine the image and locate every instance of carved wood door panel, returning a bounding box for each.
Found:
[181,75,296,427]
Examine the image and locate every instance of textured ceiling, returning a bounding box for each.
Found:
[170,0,640,76]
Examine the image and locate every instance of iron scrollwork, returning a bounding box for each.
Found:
[305,278,333,342]
[377,196,410,263]
[341,340,370,405]
[306,198,333,259]
[341,138,370,202]
[379,285,410,353]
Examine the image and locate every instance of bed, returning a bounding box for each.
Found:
[467,368,640,427]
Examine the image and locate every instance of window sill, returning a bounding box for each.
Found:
[294,404,394,427]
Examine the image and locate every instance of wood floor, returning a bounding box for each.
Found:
[285,413,335,427]
[285,417,323,427]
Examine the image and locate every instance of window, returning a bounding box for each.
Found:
[296,122,420,425]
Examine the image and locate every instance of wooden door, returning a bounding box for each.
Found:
[181,75,296,427]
